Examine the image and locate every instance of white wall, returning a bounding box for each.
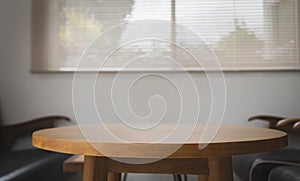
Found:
[1,0,300,126]
[1,0,300,180]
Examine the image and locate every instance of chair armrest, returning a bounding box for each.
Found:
[294,121,300,130]
[1,115,71,151]
[248,115,285,129]
[248,115,300,135]
[277,118,300,129]
[276,118,300,135]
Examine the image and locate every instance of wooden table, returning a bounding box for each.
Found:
[32,125,287,181]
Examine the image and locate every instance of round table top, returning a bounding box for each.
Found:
[32,125,287,158]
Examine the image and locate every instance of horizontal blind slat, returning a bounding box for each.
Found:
[31,0,299,71]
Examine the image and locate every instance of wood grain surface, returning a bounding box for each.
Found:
[32,124,287,158]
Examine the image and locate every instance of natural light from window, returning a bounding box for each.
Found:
[31,0,299,71]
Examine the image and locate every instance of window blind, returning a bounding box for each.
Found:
[31,0,299,71]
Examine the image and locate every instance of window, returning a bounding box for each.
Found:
[31,0,299,71]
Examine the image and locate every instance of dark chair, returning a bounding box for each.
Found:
[0,115,74,181]
[269,165,300,181]
[233,115,300,181]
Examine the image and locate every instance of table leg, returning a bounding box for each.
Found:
[83,156,97,181]
[207,156,233,181]
[95,157,108,181]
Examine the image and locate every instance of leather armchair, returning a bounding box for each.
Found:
[269,165,300,181]
[0,115,74,181]
[233,115,300,181]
